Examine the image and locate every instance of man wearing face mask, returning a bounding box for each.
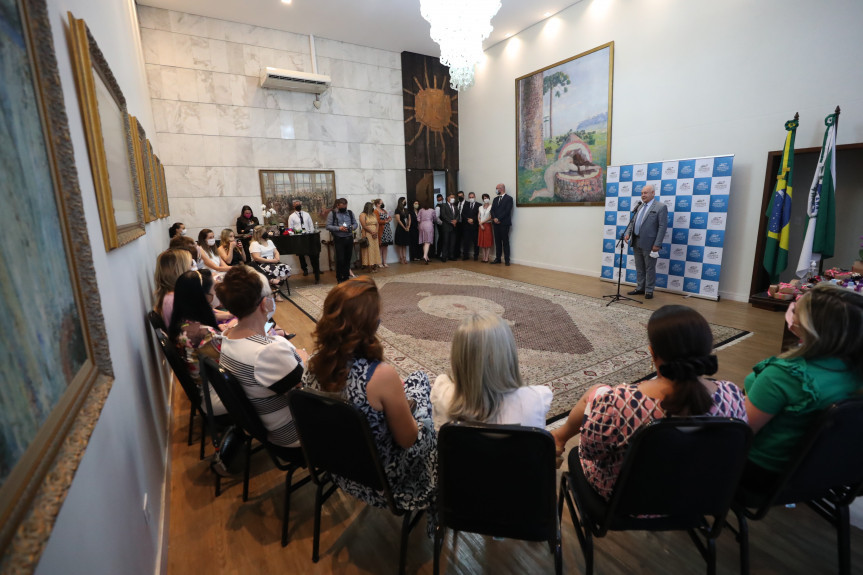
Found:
[288,199,315,276]
[217,266,309,448]
[434,193,445,259]
[326,198,358,283]
[452,191,466,260]
[490,183,514,266]
[460,192,480,261]
[438,194,457,263]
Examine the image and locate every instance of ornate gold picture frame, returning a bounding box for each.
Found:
[0,1,113,570]
[159,160,169,217]
[130,116,156,223]
[68,12,145,249]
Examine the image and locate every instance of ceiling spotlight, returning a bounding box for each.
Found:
[543,11,551,17]
[505,32,513,38]
[282,0,292,4]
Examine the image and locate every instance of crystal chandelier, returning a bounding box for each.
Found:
[420,0,501,91]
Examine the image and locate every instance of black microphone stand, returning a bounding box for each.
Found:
[603,203,642,307]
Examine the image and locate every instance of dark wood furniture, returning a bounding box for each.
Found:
[240,231,322,284]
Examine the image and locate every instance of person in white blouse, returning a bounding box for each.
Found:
[249,225,291,301]
[197,228,232,277]
[431,310,552,431]
[287,199,315,276]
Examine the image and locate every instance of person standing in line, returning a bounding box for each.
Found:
[409,200,421,262]
[461,192,479,261]
[490,183,514,266]
[624,184,667,300]
[417,201,437,264]
[359,202,382,272]
[288,199,315,276]
[437,195,457,263]
[393,197,412,265]
[476,193,494,263]
[326,198,358,283]
[434,193,444,259]
[374,198,393,268]
[452,191,466,260]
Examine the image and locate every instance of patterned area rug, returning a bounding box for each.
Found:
[288,269,750,422]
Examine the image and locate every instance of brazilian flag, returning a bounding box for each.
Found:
[763,117,798,283]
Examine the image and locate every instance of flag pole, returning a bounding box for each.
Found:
[817,106,839,275]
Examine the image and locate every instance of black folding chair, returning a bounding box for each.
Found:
[729,398,863,575]
[560,417,752,575]
[200,358,310,546]
[148,310,227,459]
[435,421,561,575]
[286,388,427,575]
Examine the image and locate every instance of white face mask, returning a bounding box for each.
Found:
[206,238,216,246]
[785,301,796,333]
[483,199,490,204]
[265,295,276,321]
[180,229,187,236]
[210,291,221,309]
[448,198,455,204]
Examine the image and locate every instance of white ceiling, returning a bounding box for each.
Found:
[137,0,583,56]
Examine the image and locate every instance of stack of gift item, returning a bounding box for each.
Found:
[768,268,863,301]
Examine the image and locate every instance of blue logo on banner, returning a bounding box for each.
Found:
[627,243,634,255]
[606,183,619,197]
[694,178,712,195]
[648,163,663,180]
[614,254,623,268]
[684,278,701,293]
[659,243,671,258]
[687,246,704,262]
[618,196,632,211]
[690,213,708,229]
[678,160,695,177]
[620,166,633,182]
[669,260,685,276]
[667,212,674,228]
[713,156,733,177]
[672,229,689,244]
[661,180,677,195]
[675,196,692,212]
[603,239,616,253]
[626,268,638,283]
[709,195,728,212]
[705,230,725,247]
[616,225,628,240]
[605,212,617,225]
[702,264,722,281]
[655,274,668,288]
[601,266,614,279]
[633,182,645,196]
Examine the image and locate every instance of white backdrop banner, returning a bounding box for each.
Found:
[600,154,734,301]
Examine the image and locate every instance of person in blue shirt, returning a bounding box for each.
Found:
[326,198,358,283]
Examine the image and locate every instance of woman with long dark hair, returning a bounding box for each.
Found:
[393,196,411,265]
[197,228,232,276]
[550,305,747,498]
[169,270,225,415]
[236,205,259,235]
[303,277,437,522]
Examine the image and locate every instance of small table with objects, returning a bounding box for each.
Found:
[240,231,322,284]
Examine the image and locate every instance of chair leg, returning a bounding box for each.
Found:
[552,529,562,575]
[199,413,206,460]
[281,467,296,547]
[433,525,445,575]
[242,437,253,502]
[706,536,716,575]
[312,483,324,563]
[561,475,593,575]
[215,472,222,498]
[733,508,750,575]
[399,511,415,575]
[837,504,851,575]
[187,405,195,445]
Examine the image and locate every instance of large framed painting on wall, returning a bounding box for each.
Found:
[516,41,614,207]
[156,157,169,218]
[68,12,145,249]
[259,170,336,228]
[130,116,156,223]
[0,0,113,570]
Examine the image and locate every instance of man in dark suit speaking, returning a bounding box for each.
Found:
[624,184,667,299]
[490,183,514,266]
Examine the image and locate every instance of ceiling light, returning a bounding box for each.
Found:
[281,0,291,4]
[420,0,502,91]
[504,32,513,38]
[545,11,553,17]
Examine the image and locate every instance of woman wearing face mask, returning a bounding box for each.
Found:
[374,199,393,267]
[217,266,309,447]
[249,225,291,301]
[409,200,421,262]
[217,228,246,266]
[476,193,494,263]
[393,197,411,265]
[236,205,259,235]
[417,200,437,264]
[197,229,232,276]
[359,202,382,272]
[169,222,186,239]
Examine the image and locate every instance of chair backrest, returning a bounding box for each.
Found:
[147,309,168,334]
[767,398,863,506]
[437,421,558,542]
[148,313,201,410]
[606,417,752,521]
[200,357,269,443]
[286,388,395,508]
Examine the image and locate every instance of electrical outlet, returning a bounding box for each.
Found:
[142,492,151,525]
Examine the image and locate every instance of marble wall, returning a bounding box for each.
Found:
[138,6,406,244]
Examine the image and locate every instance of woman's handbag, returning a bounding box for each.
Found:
[358,236,370,248]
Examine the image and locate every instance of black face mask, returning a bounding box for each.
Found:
[380,204,385,210]
[458,196,464,202]
[338,207,347,213]
[262,232,270,240]
[295,205,302,211]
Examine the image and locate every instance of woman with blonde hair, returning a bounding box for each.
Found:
[249,225,291,301]
[303,276,436,523]
[359,202,382,271]
[154,248,192,326]
[431,311,552,430]
[217,228,246,266]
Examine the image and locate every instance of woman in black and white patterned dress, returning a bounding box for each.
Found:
[249,225,291,301]
[303,276,437,531]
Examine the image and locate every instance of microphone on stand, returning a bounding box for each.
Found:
[631,200,643,213]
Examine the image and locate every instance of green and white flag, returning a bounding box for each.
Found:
[796,112,837,278]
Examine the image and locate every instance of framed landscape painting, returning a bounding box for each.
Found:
[0,1,113,570]
[259,169,337,228]
[516,41,614,207]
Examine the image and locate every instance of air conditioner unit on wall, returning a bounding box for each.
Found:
[260,67,331,94]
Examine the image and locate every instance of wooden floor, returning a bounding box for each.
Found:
[166,260,863,574]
